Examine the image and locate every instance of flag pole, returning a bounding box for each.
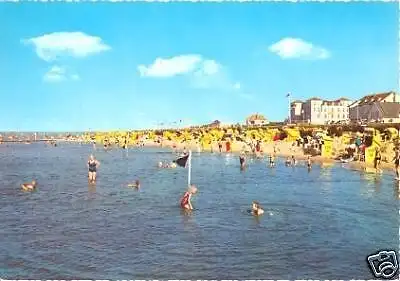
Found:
[287,92,292,124]
[188,150,192,187]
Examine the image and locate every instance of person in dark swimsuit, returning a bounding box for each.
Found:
[393,148,400,179]
[285,157,291,166]
[87,154,100,184]
[307,156,312,171]
[269,154,275,168]
[218,142,223,153]
[239,152,246,170]
[291,155,296,166]
[374,147,382,172]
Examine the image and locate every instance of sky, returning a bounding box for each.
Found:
[0,2,398,131]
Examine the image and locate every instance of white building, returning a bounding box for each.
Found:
[291,97,352,125]
[245,113,268,126]
[349,91,400,123]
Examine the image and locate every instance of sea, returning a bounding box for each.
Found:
[0,143,398,279]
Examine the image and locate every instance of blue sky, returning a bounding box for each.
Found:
[0,2,397,131]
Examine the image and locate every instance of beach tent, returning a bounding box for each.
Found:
[321,135,333,158]
[284,128,300,142]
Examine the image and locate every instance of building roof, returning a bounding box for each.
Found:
[307,97,322,101]
[358,91,396,105]
[291,100,303,104]
[246,113,267,121]
[377,102,400,118]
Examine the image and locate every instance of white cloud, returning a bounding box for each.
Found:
[23,31,111,62]
[43,66,66,82]
[269,37,330,60]
[138,55,202,78]
[43,65,79,83]
[138,54,242,91]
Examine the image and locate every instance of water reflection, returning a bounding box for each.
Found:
[87,184,96,200]
[360,173,381,197]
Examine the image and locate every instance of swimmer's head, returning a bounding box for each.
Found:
[90,154,94,160]
[32,180,36,186]
[189,184,197,194]
[158,161,163,168]
[135,180,140,188]
[252,201,260,209]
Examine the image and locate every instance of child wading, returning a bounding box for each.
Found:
[180,185,198,210]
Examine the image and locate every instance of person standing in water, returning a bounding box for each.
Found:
[291,155,296,166]
[374,147,382,173]
[87,154,100,184]
[269,154,275,168]
[307,156,312,171]
[285,157,291,166]
[393,147,400,179]
[239,152,246,170]
[180,185,198,210]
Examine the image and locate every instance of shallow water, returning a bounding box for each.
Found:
[0,143,398,279]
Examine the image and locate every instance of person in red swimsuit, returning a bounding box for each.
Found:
[180,185,198,210]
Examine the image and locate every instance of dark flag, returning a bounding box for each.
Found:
[174,154,189,168]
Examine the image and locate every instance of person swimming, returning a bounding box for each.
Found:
[128,179,140,189]
[87,154,100,184]
[180,185,198,210]
[21,180,36,191]
[250,201,264,216]
[285,157,291,166]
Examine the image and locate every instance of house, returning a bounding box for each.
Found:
[349,91,400,123]
[207,120,221,128]
[246,114,268,126]
[291,97,352,125]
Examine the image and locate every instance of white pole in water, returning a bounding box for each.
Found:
[288,92,292,124]
[188,150,192,187]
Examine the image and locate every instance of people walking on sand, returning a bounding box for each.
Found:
[21,180,37,191]
[374,147,382,173]
[180,185,198,210]
[87,154,100,184]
